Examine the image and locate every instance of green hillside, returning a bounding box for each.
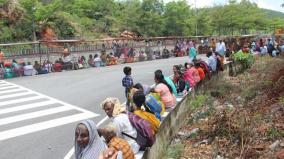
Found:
[260,8,284,19]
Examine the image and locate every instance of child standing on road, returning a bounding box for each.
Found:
[122,66,133,110]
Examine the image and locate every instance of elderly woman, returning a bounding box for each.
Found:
[102,123,134,159]
[100,98,140,153]
[75,119,107,159]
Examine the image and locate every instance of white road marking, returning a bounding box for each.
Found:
[0,86,18,91]
[0,91,33,100]
[0,96,43,107]
[64,147,74,159]
[0,100,57,115]
[0,83,11,87]
[0,106,73,126]
[0,112,97,141]
[0,80,100,141]
[0,88,25,94]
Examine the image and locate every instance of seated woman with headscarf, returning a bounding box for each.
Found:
[102,123,134,159]
[132,91,161,134]
[74,119,107,159]
[152,70,176,108]
[100,98,140,154]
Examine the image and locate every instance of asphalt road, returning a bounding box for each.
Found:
[0,55,206,159]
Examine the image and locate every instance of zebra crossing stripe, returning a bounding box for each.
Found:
[0,88,25,94]
[0,100,57,115]
[0,106,74,126]
[0,92,34,100]
[0,112,98,141]
[0,80,99,141]
[0,86,18,91]
[0,96,44,107]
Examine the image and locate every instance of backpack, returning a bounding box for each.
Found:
[145,95,162,120]
[124,112,155,150]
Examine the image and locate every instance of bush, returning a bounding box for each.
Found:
[233,50,254,70]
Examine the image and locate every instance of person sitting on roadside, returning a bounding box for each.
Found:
[102,123,134,159]
[74,119,107,159]
[43,60,53,73]
[54,60,62,72]
[100,52,107,66]
[172,65,186,94]
[206,51,217,72]
[156,69,178,97]
[152,70,176,108]
[133,91,161,134]
[23,62,36,76]
[78,56,87,69]
[34,61,48,74]
[12,59,23,77]
[100,98,140,154]
[88,54,95,67]
[62,52,73,70]
[183,62,200,88]
[132,84,164,120]
[107,53,118,65]
[195,61,205,81]
[94,54,102,67]
[133,83,151,95]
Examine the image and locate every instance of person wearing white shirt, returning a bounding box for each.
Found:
[93,54,101,67]
[216,39,226,56]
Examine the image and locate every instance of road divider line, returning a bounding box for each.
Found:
[0,106,74,126]
[0,100,57,115]
[0,92,34,100]
[0,96,44,107]
[0,112,99,141]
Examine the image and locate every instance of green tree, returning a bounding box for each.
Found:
[163,0,193,36]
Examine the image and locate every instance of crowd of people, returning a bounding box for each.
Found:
[0,50,125,79]
[73,36,284,159]
[0,43,179,79]
[74,49,224,159]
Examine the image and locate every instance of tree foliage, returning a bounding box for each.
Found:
[0,0,283,42]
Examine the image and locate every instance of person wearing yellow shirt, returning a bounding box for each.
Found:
[132,91,160,134]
